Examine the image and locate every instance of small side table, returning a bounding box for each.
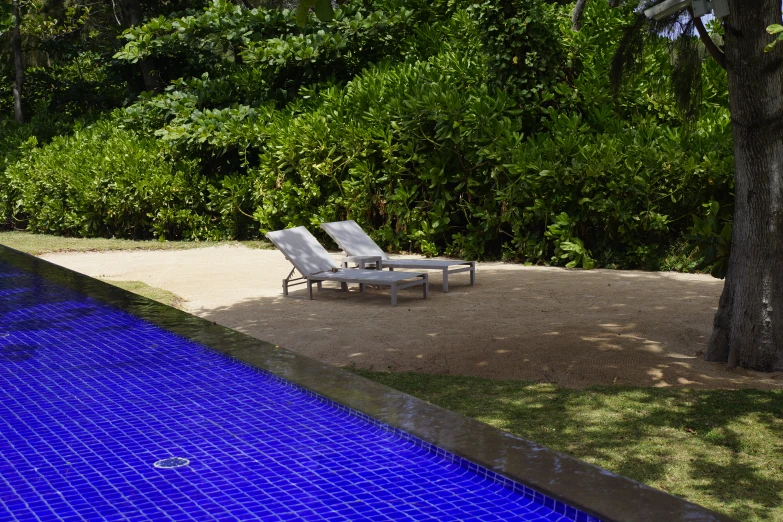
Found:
[341,255,383,293]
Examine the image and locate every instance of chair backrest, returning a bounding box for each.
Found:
[320,220,388,260]
[266,226,339,276]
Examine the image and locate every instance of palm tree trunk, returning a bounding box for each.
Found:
[12,0,24,123]
[706,0,783,371]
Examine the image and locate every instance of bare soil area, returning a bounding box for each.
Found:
[41,245,783,389]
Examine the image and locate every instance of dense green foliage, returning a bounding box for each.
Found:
[0,0,734,270]
[2,120,210,239]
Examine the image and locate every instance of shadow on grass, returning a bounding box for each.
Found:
[350,371,783,521]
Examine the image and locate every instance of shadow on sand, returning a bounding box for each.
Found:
[197,266,781,390]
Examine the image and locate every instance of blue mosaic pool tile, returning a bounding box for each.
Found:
[0,260,600,521]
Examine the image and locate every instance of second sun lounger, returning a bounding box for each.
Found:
[320,220,476,292]
[266,226,428,307]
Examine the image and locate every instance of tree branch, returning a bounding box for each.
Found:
[689,7,726,70]
[111,0,122,25]
[571,0,588,32]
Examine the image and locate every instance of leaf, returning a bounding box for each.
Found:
[559,241,584,254]
[313,0,334,22]
[767,24,783,34]
[295,0,315,26]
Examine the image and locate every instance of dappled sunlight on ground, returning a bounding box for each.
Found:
[41,245,783,390]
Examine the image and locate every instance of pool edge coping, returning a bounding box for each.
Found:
[0,244,737,522]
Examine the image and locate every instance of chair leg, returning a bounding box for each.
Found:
[423,275,428,300]
[442,268,449,293]
[391,282,398,307]
[470,262,476,286]
[317,281,322,291]
[283,279,289,297]
[341,282,348,292]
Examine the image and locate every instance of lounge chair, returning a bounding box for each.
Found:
[266,226,428,307]
[320,220,476,292]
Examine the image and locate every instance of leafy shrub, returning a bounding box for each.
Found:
[684,200,732,278]
[245,65,732,265]
[241,24,732,267]
[115,0,417,107]
[499,106,733,268]
[0,112,86,229]
[22,54,129,121]
[249,48,510,256]
[0,0,735,272]
[545,212,596,269]
[2,118,213,240]
[465,0,566,101]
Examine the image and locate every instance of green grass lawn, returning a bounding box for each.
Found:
[353,370,783,522]
[0,231,272,256]
[103,280,184,309]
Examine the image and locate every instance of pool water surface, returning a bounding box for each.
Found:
[0,260,591,521]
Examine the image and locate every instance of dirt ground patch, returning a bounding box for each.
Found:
[41,245,783,389]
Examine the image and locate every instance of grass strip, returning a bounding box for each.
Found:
[353,370,783,522]
[101,280,184,309]
[0,231,272,256]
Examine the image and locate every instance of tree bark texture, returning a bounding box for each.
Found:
[12,0,24,123]
[571,0,587,32]
[706,0,783,372]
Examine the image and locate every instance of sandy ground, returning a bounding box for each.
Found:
[41,245,783,390]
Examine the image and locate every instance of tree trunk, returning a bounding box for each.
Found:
[571,0,588,32]
[12,0,23,123]
[706,0,783,372]
[120,0,163,92]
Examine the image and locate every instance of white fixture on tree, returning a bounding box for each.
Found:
[643,0,730,21]
[691,0,730,17]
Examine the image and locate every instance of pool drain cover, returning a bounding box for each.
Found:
[154,457,190,469]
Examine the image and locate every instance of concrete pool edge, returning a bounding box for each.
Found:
[0,245,736,522]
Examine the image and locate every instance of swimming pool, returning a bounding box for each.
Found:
[0,246,732,522]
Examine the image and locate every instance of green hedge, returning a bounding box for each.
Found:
[0,0,734,271]
[2,119,214,240]
[247,49,733,267]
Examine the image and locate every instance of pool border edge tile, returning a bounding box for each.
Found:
[0,245,737,522]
